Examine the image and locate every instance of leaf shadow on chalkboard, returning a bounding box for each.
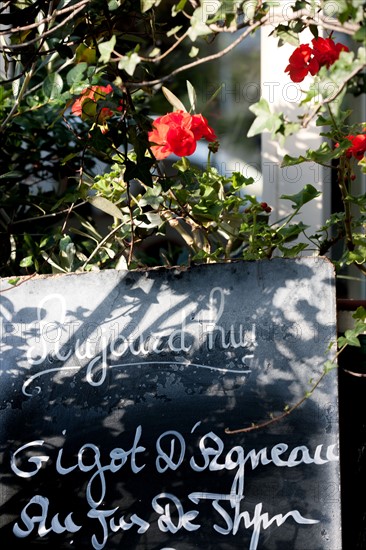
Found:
[0,260,341,549]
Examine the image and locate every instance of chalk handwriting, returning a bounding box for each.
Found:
[11,426,146,507]
[12,492,319,550]
[13,495,81,538]
[211,500,318,549]
[10,423,339,549]
[21,289,257,395]
[5,283,338,548]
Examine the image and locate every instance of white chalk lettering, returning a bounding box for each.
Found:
[87,507,150,550]
[11,440,49,478]
[13,495,81,538]
[22,288,257,394]
[156,430,186,472]
[152,493,201,534]
[190,431,339,498]
[212,500,319,550]
[12,427,146,508]
[10,424,339,548]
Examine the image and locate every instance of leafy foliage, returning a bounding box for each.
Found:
[0,0,364,293]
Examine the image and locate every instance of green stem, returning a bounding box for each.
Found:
[225,343,345,435]
[274,206,301,235]
[181,156,190,171]
[0,62,36,133]
[249,210,257,254]
[81,221,124,270]
[338,156,354,253]
[207,150,212,171]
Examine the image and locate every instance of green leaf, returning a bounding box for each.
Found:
[242,0,257,22]
[149,47,161,57]
[40,252,67,273]
[172,0,188,16]
[189,46,199,58]
[61,152,80,165]
[59,235,73,253]
[279,242,308,257]
[353,306,366,323]
[324,359,337,373]
[344,235,366,265]
[136,211,162,228]
[88,196,123,219]
[281,184,321,209]
[354,25,366,43]
[278,222,309,242]
[167,25,183,36]
[7,277,20,286]
[43,73,63,99]
[0,170,22,179]
[341,329,361,347]
[309,24,319,40]
[187,6,213,41]
[108,0,119,10]
[118,52,141,76]
[321,50,357,88]
[141,0,161,12]
[19,255,34,267]
[282,142,346,167]
[186,80,197,112]
[281,154,308,167]
[272,24,300,46]
[98,36,116,63]
[162,86,186,112]
[230,172,254,189]
[12,78,21,99]
[247,99,282,138]
[66,62,88,87]
[138,185,163,209]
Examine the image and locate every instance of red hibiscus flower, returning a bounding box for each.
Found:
[341,134,366,160]
[285,38,349,82]
[284,44,319,83]
[190,113,218,142]
[311,37,349,69]
[148,110,217,160]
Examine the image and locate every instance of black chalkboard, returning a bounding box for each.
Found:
[0,259,341,549]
